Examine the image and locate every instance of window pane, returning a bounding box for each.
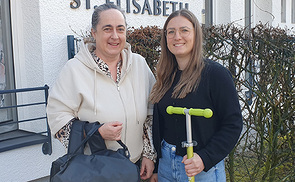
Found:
[292,0,295,23]
[281,0,286,23]
[204,0,213,27]
[0,0,16,134]
[0,0,5,102]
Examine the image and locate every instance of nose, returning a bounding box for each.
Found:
[111,30,119,39]
[174,30,181,39]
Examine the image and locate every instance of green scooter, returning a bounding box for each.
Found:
[166,106,213,182]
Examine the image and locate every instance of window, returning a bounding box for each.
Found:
[0,0,16,134]
[0,1,51,154]
[292,0,295,23]
[204,0,213,27]
[281,0,286,23]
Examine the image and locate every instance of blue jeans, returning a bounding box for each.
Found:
[157,140,226,182]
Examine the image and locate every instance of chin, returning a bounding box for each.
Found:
[108,51,121,56]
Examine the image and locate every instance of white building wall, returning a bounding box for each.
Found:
[214,0,245,26]
[230,0,245,26]
[272,0,283,26]
[0,1,64,181]
[256,0,295,29]
[215,0,231,25]
[253,0,273,25]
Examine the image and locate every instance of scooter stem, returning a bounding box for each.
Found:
[184,109,195,182]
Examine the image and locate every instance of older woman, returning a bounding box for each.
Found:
[150,9,243,182]
[47,3,156,180]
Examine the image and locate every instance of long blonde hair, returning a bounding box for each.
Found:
[150,9,204,103]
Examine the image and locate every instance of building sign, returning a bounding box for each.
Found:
[70,0,189,16]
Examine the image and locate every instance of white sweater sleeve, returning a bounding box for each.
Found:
[47,61,82,135]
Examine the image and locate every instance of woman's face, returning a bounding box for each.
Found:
[166,16,195,62]
[92,9,126,60]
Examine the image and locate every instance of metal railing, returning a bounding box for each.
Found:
[0,85,52,155]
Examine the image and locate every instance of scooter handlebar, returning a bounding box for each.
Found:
[166,106,213,118]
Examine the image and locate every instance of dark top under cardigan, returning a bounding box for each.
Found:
[152,59,243,172]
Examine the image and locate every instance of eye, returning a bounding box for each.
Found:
[180,28,189,33]
[117,28,125,33]
[103,27,112,33]
[167,30,175,35]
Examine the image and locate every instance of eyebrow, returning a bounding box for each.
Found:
[167,26,191,30]
[102,24,126,29]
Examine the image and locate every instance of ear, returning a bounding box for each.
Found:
[91,28,96,40]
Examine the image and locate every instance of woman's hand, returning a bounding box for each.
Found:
[182,153,204,177]
[140,157,154,180]
[98,121,123,141]
[149,173,158,182]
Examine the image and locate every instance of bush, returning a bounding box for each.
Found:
[203,23,294,182]
[127,23,294,182]
[127,26,161,75]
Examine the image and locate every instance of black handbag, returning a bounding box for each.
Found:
[50,120,140,182]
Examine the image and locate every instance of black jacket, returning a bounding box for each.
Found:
[152,59,243,172]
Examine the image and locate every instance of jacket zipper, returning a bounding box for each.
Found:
[97,66,130,144]
[116,83,128,143]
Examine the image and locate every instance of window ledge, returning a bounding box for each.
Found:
[0,129,51,154]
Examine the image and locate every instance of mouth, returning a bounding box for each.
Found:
[174,43,185,47]
[109,43,120,46]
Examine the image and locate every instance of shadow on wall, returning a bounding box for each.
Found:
[28,176,49,182]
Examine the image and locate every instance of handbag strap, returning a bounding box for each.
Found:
[117,140,131,158]
[67,120,86,154]
[69,122,102,155]
[68,121,129,156]
[61,122,102,169]
[62,121,131,171]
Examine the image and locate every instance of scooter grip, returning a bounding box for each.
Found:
[166,106,186,115]
[189,108,213,118]
[187,146,195,182]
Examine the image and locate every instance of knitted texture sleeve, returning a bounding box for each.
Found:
[196,61,243,171]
